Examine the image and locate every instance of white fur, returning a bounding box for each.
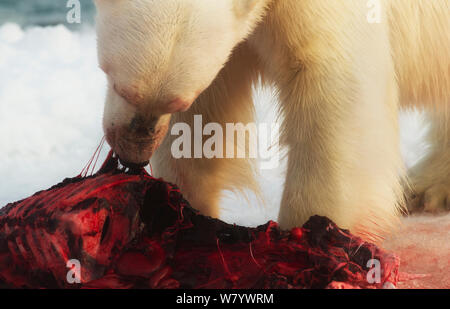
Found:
[95,0,268,163]
[95,0,449,241]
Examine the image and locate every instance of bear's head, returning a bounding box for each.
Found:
[95,0,269,165]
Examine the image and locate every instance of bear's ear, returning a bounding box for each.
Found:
[233,0,259,17]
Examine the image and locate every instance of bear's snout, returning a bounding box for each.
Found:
[106,115,170,166]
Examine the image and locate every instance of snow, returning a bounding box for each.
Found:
[0,23,430,226]
[0,23,106,206]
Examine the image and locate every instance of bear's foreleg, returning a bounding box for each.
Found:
[251,0,406,240]
[408,109,450,213]
[151,43,261,218]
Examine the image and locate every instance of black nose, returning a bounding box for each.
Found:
[129,116,156,136]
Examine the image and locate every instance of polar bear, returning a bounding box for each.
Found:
[94,0,450,241]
